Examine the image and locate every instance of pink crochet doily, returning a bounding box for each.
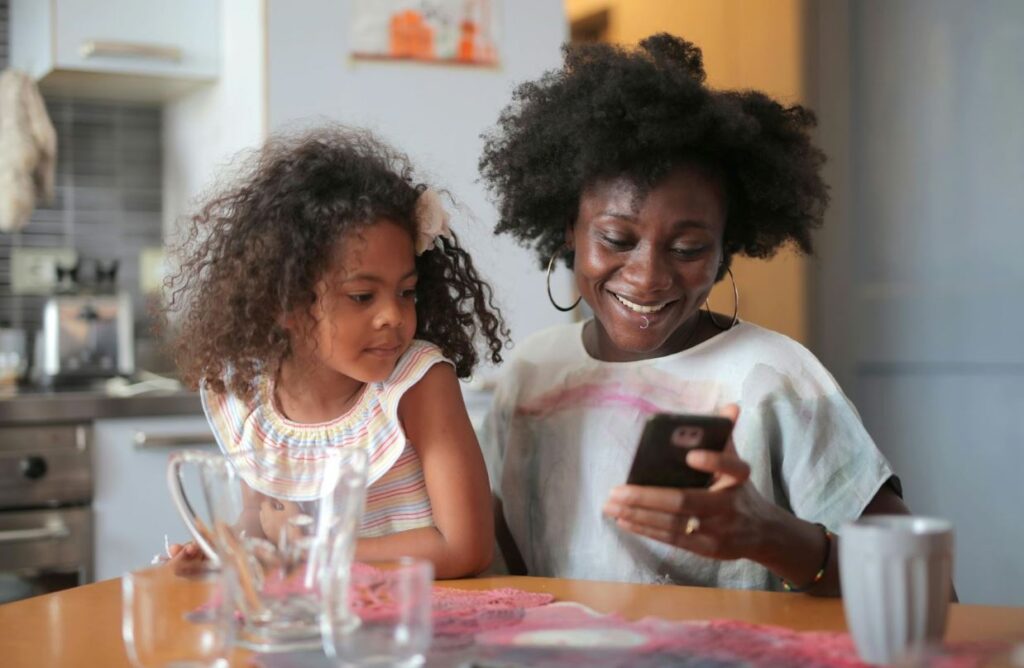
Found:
[462,602,1003,668]
[196,563,554,637]
[347,563,553,636]
[217,566,1009,668]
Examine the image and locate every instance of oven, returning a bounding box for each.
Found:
[0,423,93,604]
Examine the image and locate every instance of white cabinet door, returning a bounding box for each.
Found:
[54,0,218,79]
[92,415,216,581]
[12,0,218,83]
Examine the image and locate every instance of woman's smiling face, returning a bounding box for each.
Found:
[570,165,726,362]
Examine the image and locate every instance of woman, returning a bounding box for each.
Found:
[478,34,908,595]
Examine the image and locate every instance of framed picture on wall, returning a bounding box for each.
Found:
[350,0,500,66]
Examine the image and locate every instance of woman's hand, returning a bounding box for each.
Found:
[602,404,783,561]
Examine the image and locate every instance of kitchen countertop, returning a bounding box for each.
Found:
[0,383,203,424]
[0,379,493,426]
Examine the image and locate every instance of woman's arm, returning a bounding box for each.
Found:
[495,496,528,575]
[356,363,494,579]
[750,482,910,597]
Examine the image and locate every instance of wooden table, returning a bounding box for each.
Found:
[2,575,1022,667]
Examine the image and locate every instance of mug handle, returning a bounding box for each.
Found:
[166,449,221,565]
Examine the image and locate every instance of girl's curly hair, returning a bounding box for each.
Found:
[166,126,508,401]
[479,34,829,275]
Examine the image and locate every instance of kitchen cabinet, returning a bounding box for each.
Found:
[0,423,93,603]
[92,415,216,581]
[10,0,219,102]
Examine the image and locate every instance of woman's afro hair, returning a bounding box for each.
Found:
[479,33,829,271]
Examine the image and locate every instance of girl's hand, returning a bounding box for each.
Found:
[167,541,210,576]
[602,404,783,561]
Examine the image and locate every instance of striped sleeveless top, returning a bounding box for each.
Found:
[200,340,449,538]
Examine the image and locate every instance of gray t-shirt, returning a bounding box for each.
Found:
[482,320,893,590]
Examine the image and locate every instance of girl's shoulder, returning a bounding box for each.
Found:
[380,339,455,401]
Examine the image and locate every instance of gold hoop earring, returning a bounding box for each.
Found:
[546,249,581,312]
[705,267,739,330]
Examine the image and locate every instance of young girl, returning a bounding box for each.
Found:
[164,126,507,579]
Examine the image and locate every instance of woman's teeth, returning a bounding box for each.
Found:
[614,293,668,314]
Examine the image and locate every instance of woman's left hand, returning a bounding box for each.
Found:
[601,404,782,561]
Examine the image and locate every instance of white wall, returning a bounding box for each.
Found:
[265,0,573,378]
[162,0,266,241]
[810,0,1024,605]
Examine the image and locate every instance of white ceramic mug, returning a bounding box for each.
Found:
[839,515,954,665]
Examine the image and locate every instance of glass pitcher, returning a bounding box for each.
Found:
[168,445,368,652]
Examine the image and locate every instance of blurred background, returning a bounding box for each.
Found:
[0,0,1020,606]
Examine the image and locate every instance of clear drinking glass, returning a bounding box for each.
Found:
[122,565,231,668]
[322,558,434,668]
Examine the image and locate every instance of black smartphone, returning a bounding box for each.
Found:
[626,413,734,489]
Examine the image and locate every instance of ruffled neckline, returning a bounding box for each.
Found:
[257,373,375,432]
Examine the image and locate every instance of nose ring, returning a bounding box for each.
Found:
[640,315,650,330]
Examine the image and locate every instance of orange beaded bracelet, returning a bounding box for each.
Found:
[781,523,833,593]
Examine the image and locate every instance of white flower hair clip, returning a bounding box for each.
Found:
[415,188,453,255]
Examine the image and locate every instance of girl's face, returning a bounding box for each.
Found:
[570,165,726,362]
[259,497,303,546]
[290,219,418,384]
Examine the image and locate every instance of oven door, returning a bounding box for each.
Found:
[0,506,92,604]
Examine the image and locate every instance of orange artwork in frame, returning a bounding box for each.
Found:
[350,0,500,67]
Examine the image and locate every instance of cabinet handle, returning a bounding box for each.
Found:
[0,522,69,544]
[133,432,215,449]
[80,40,183,63]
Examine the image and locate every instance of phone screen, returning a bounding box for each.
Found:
[625,413,733,489]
